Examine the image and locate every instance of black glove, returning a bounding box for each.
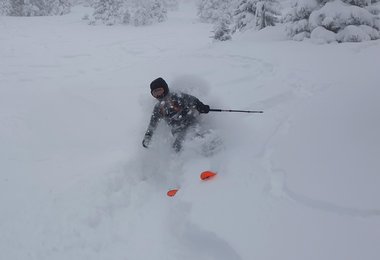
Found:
[198,104,210,114]
[142,134,151,148]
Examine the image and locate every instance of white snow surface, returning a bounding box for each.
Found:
[1,3,380,260]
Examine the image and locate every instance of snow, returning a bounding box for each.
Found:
[308,0,380,42]
[1,2,380,260]
[311,26,337,43]
[309,0,376,31]
[286,0,380,42]
[337,25,372,42]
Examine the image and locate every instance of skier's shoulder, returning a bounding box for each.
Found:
[170,91,182,98]
[172,91,198,101]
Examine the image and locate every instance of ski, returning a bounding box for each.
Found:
[166,171,217,197]
[167,189,179,197]
[200,170,217,180]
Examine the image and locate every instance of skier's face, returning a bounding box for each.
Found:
[152,87,165,99]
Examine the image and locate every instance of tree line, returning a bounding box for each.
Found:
[1,0,379,43]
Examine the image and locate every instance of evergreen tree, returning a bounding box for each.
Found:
[132,0,167,26]
[150,0,167,23]
[92,0,124,25]
[285,0,380,42]
[90,0,167,26]
[283,0,319,40]
[233,0,259,32]
[255,0,280,30]
[255,2,265,30]
[132,6,152,25]
[122,8,131,24]
[367,1,380,16]
[197,0,232,23]
[9,0,24,16]
[212,13,232,40]
[0,0,11,15]
[50,0,71,15]
[342,0,371,6]
[4,0,70,16]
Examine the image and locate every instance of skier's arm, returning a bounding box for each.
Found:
[183,93,210,114]
[142,106,161,148]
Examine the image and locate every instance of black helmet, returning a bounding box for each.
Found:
[150,77,169,98]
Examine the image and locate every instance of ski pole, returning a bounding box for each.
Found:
[209,108,263,113]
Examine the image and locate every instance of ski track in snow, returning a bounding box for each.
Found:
[266,160,380,218]
[258,73,380,218]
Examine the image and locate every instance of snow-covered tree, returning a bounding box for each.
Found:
[200,0,279,39]
[90,0,167,26]
[310,0,380,42]
[132,0,167,26]
[233,0,260,32]
[254,0,280,30]
[367,2,380,16]
[285,0,380,42]
[212,13,232,40]
[50,0,71,15]
[149,0,167,23]
[8,0,23,15]
[21,0,44,16]
[342,0,371,7]
[2,0,71,16]
[284,0,319,40]
[197,0,233,23]
[132,5,152,25]
[122,8,131,24]
[92,0,124,25]
[233,0,280,32]
[0,0,11,15]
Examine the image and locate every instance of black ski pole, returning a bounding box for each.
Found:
[209,108,263,114]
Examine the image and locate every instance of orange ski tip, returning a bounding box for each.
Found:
[200,171,217,180]
[167,189,179,197]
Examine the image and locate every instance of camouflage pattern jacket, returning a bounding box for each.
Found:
[144,92,206,138]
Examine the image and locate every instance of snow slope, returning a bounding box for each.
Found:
[1,2,380,260]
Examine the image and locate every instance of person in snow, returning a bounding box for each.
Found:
[142,77,210,152]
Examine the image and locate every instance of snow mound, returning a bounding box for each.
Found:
[311,26,337,44]
[286,0,380,43]
[309,0,376,31]
[309,0,380,42]
[337,25,371,42]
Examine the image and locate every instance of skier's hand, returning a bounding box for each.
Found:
[142,138,149,148]
[142,134,151,148]
[199,104,210,114]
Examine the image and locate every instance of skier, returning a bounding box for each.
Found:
[142,77,210,152]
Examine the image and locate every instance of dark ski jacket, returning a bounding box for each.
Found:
[144,92,207,137]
